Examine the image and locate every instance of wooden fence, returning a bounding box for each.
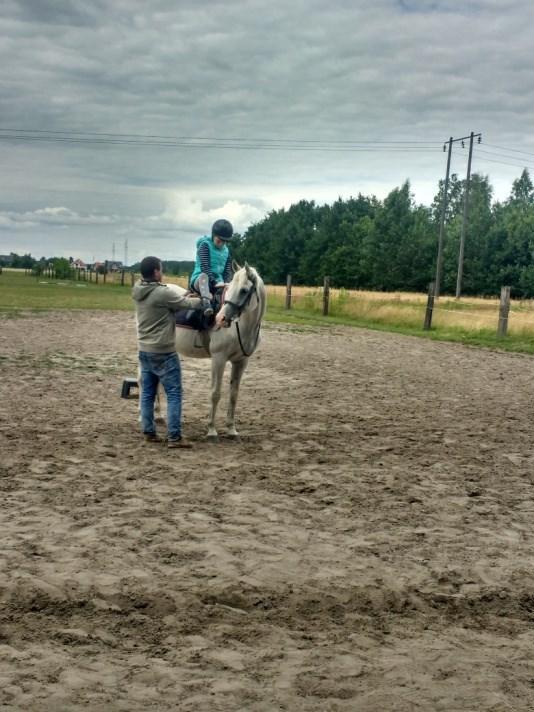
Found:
[423,283,513,336]
[27,267,531,338]
[284,274,534,337]
[34,267,138,286]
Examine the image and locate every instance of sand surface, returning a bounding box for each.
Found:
[1,311,534,711]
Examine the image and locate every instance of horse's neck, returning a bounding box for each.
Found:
[241,286,265,329]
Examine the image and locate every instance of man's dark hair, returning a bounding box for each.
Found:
[140,256,162,280]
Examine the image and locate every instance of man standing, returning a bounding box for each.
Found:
[132,256,202,448]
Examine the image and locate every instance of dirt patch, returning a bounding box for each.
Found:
[1,310,534,710]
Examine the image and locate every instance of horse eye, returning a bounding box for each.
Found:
[240,288,247,295]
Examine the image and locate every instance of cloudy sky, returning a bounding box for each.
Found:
[1,0,534,263]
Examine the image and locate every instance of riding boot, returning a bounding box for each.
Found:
[197,273,214,316]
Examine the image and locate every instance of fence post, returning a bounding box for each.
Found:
[423,281,435,330]
[323,276,330,316]
[103,270,107,284]
[285,274,292,310]
[131,271,135,287]
[497,285,511,337]
[95,270,99,284]
[121,270,125,286]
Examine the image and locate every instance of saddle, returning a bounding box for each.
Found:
[175,288,224,332]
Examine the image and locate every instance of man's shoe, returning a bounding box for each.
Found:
[167,437,193,449]
[144,433,162,443]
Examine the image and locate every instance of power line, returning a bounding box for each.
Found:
[483,142,534,159]
[477,147,534,165]
[475,155,534,171]
[0,126,442,146]
[0,133,441,152]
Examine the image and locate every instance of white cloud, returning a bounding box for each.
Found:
[154,194,266,234]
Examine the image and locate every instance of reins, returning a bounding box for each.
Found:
[235,320,261,358]
[223,282,262,358]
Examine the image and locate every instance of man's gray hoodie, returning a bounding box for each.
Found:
[132,280,202,353]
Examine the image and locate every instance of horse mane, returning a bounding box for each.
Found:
[233,263,263,287]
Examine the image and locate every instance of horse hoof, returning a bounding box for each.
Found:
[155,416,166,425]
[206,434,219,443]
[227,433,241,442]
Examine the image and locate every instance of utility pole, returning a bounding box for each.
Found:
[435,137,453,298]
[456,132,481,298]
[435,132,481,297]
[124,238,128,268]
[112,242,116,262]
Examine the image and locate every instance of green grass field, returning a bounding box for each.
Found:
[1,269,533,354]
[0,269,134,311]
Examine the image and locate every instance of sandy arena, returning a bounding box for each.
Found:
[1,311,534,711]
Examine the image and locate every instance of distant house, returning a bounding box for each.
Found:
[90,260,124,273]
[73,258,86,269]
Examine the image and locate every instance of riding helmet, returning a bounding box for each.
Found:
[212,219,233,241]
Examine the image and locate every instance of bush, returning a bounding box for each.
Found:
[53,258,74,279]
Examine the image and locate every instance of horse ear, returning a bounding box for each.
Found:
[245,262,255,282]
[232,260,241,272]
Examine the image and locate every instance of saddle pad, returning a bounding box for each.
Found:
[175,309,214,331]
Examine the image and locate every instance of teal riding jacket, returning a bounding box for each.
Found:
[190,236,232,290]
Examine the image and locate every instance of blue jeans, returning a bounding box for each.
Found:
[139,351,183,440]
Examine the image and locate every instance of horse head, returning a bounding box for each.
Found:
[220,262,264,324]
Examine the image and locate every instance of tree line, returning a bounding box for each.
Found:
[4,168,534,297]
[0,255,118,279]
[231,169,534,298]
[0,253,195,279]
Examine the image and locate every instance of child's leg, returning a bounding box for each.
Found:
[194,274,214,316]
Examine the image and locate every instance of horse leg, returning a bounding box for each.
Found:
[226,358,248,439]
[207,354,226,442]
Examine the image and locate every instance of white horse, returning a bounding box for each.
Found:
[167,262,265,441]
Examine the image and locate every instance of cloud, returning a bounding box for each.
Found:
[0,207,120,227]
[152,194,266,234]
[1,0,534,260]
[0,215,36,230]
[0,195,265,244]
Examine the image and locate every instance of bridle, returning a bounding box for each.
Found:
[221,280,261,358]
[222,281,257,321]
